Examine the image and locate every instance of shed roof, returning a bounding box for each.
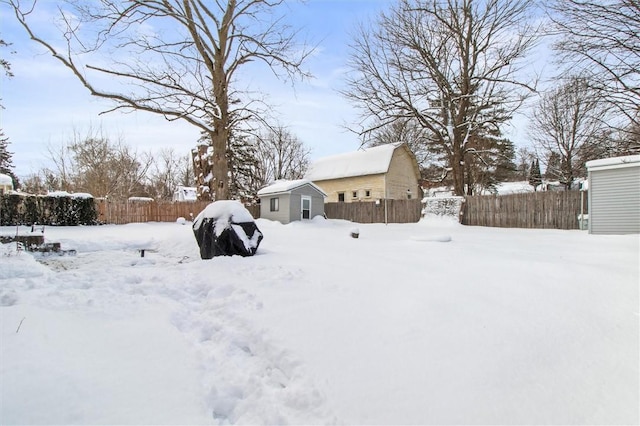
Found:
[257,179,327,197]
[305,143,404,181]
[586,155,640,171]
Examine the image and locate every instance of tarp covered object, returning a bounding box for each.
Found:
[192,200,263,259]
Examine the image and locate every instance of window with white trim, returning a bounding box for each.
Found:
[270,197,279,212]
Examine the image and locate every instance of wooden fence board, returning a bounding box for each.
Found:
[461,191,588,229]
[96,200,261,224]
[324,199,422,224]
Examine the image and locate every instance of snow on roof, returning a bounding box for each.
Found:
[47,191,71,197]
[0,173,13,187]
[305,143,402,181]
[586,154,640,170]
[44,191,94,198]
[257,179,327,196]
[71,193,94,199]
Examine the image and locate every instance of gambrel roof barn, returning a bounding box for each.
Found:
[305,143,421,203]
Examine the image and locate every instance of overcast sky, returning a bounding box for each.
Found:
[1,0,543,179]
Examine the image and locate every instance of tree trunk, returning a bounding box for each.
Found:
[452,148,466,196]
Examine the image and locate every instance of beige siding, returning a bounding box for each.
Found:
[385,148,421,199]
[313,174,386,203]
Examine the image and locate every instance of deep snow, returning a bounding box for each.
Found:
[1,217,638,425]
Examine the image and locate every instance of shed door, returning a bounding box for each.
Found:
[301,196,311,219]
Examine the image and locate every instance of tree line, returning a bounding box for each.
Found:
[10,124,309,201]
[1,0,639,199]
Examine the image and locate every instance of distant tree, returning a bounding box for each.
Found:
[0,130,19,189]
[253,125,310,188]
[47,129,152,199]
[147,148,190,201]
[463,129,517,194]
[516,147,536,181]
[178,154,194,188]
[367,118,436,177]
[343,0,539,195]
[549,0,640,128]
[528,158,542,191]
[545,151,562,181]
[20,169,62,194]
[530,77,609,189]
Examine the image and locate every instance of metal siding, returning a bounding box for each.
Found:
[290,193,301,221]
[590,166,640,234]
[259,194,292,224]
[311,195,325,218]
[290,185,326,220]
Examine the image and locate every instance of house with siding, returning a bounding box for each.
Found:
[305,143,421,203]
[586,154,640,234]
[257,179,326,224]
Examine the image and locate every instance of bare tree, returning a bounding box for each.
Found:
[46,129,152,199]
[343,0,539,195]
[515,146,536,181]
[529,76,609,189]
[147,148,190,200]
[253,125,310,188]
[368,118,437,177]
[6,0,312,200]
[549,0,640,129]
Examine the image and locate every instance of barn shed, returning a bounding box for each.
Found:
[305,143,421,203]
[586,155,640,234]
[257,179,326,224]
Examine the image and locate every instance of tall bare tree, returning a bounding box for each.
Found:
[529,76,609,189]
[549,0,640,130]
[254,125,310,186]
[6,0,311,200]
[343,0,539,195]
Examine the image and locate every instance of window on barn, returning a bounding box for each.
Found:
[270,197,279,211]
[338,192,345,202]
[365,189,371,198]
[352,191,358,199]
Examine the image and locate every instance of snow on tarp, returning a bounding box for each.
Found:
[192,200,263,258]
[305,143,401,181]
[257,179,326,196]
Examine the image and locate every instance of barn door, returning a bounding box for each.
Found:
[301,196,311,220]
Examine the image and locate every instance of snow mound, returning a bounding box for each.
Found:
[410,235,452,242]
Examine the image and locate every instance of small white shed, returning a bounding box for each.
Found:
[586,155,640,234]
[173,186,198,202]
[0,173,14,194]
[257,179,326,224]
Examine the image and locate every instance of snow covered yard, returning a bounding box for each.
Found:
[1,218,638,425]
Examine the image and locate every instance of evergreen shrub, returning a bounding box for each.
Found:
[0,194,98,226]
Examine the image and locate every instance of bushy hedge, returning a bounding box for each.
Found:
[0,194,98,226]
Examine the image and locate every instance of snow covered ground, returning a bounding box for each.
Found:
[1,217,638,425]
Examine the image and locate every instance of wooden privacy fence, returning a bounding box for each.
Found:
[324,199,423,224]
[96,200,261,224]
[461,191,588,229]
